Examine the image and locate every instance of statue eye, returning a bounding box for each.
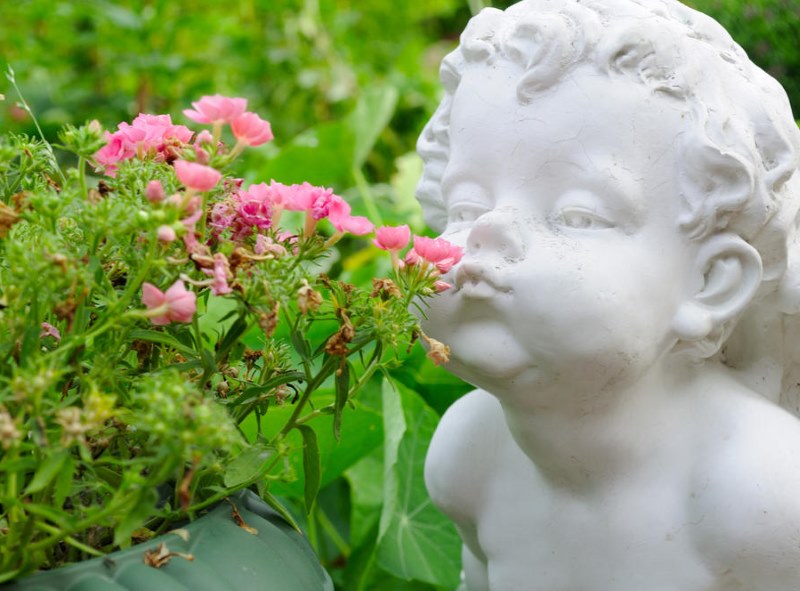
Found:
[449,203,490,224]
[558,207,615,230]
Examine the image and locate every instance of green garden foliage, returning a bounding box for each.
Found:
[1,2,796,590]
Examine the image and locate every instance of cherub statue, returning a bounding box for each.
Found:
[418,0,800,589]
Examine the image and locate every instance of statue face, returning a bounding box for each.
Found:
[420,62,701,393]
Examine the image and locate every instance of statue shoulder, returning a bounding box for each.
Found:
[424,389,506,523]
[692,394,800,586]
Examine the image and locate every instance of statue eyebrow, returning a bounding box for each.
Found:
[553,157,646,220]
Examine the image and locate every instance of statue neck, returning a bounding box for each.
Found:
[495,359,728,493]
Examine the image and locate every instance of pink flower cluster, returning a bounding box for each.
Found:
[209,180,373,242]
[184,95,273,148]
[372,226,463,290]
[95,114,193,175]
[405,236,464,274]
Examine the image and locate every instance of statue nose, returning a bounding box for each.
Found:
[466,210,526,260]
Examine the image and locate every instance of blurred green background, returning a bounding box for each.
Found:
[1,1,797,589]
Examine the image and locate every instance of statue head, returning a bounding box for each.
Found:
[416,0,800,397]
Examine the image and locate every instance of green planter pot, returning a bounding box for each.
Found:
[3,491,333,591]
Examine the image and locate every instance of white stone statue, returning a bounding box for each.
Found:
[418,1,800,589]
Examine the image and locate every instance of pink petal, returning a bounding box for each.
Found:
[141,282,166,308]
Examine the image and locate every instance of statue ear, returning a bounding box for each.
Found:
[672,234,763,343]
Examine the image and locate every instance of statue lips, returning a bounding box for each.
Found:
[454,261,512,300]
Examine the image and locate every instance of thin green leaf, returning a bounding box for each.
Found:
[128,329,197,357]
[297,424,321,514]
[290,328,312,362]
[333,361,350,441]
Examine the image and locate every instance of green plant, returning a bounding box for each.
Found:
[0,82,461,584]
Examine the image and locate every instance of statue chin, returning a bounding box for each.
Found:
[433,321,536,387]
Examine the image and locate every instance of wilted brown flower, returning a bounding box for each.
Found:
[420,332,450,365]
[371,277,402,299]
[297,280,323,314]
[0,202,19,238]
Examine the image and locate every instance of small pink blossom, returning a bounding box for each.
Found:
[141,280,196,325]
[231,112,274,147]
[174,160,221,192]
[183,95,248,125]
[145,180,165,203]
[40,322,61,341]
[236,183,273,231]
[94,114,192,175]
[195,129,214,145]
[373,225,411,252]
[325,194,375,235]
[406,236,464,274]
[194,145,210,165]
[285,182,330,213]
[202,253,233,295]
[434,280,453,292]
[336,215,374,236]
[157,225,177,243]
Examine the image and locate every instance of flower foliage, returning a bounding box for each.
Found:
[0,95,460,580]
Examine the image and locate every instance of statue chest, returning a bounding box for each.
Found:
[472,454,736,591]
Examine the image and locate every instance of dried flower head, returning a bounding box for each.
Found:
[297,280,323,314]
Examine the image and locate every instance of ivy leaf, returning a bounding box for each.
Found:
[376,379,461,588]
[298,424,321,514]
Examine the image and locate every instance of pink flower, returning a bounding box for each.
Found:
[373,225,411,251]
[231,112,274,147]
[146,180,165,203]
[434,280,453,292]
[174,160,221,192]
[336,215,374,236]
[40,322,61,341]
[141,280,197,325]
[195,129,214,145]
[286,182,329,212]
[407,236,464,274]
[325,194,374,235]
[183,95,248,125]
[157,225,177,242]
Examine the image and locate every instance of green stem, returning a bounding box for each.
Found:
[6,65,66,185]
[275,353,341,439]
[78,156,88,199]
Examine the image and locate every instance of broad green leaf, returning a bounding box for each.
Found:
[255,120,356,189]
[24,449,70,495]
[345,450,384,548]
[223,445,273,488]
[265,393,383,498]
[377,379,461,588]
[349,85,400,169]
[298,424,321,513]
